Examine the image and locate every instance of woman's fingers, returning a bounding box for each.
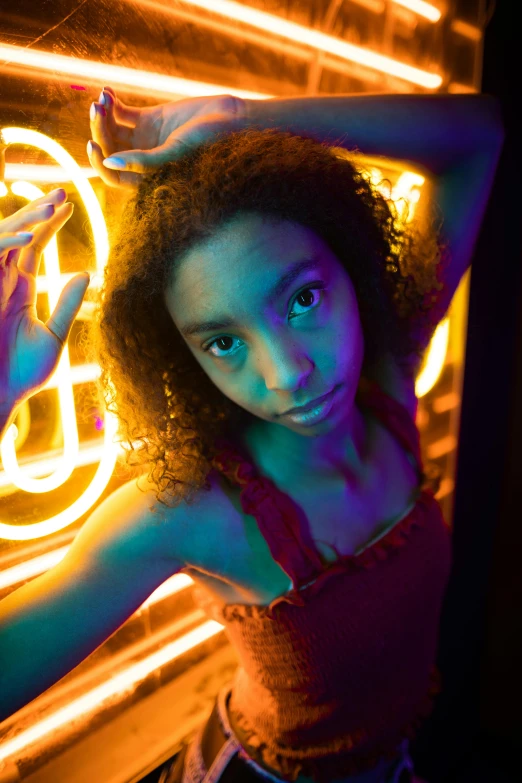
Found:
[99,90,134,145]
[87,140,141,189]
[101,86,142,127]
[44,272,90,347]
[102,139,186,173]
[87,139,123,188]
[102,111,241,174]
[0,189,67,234]
[0,232,34,253]
[17,203,75,278]
[0,233,33,269]
[90,102,113,160]
[91,98,133,157]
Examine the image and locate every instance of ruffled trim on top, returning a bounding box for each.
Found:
[220,489,443,622]
[210,436,325,590]
[231,664,443,783]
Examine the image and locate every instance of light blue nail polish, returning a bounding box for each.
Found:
[16,232,34,241]
[103,156,126,170]
[99,90,106,105]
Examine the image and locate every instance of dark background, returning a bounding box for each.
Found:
[411,2,522,781]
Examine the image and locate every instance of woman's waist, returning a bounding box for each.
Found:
[222,684,413,783]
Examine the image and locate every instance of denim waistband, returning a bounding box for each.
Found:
[180,683,415,783]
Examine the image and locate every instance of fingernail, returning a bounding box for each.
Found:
[103,156,126,170]
[99,90,106,105]
[90,103,106,120]
[50,188,66,200]
[37,203,56,213]
[87,140,93,157]
[16,232,33,241]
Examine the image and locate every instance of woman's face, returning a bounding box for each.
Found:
[164,212,365,460]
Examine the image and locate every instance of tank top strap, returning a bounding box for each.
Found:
[209,377,426,592]
[209,438,324,591]
[355,376,425,481]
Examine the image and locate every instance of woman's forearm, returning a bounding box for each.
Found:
[243,94,503,176]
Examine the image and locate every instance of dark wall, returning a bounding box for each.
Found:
[411,3,522,782]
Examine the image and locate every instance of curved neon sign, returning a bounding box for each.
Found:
[0,128,118,540]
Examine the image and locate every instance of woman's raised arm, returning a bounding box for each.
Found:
[88,89,504,321]
[243,93,505,320]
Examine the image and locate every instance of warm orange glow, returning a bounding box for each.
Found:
[0,43,269,101]
[448,82,478,94]
[3,164,96,182]
[0,3,442,94]
[173,0,442,88]
[415,319,450,398]
[392,0,442,23]
[0,616,224,762]
[432,392,460,414]
[354,158,450,399]
[0,127,117,541]
[451,19,482,41]
[362,167,425,224]
[427,433,458,460]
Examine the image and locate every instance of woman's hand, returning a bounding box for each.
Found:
[0,189,90,416]
[87,87,247,190]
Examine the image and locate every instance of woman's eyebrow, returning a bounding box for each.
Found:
[179,258,321,338]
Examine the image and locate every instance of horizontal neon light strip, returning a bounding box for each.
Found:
[133,0,382,89]
[427,434,458,460]
[2,164,96,182]
[451,19,482,41]
[0,616,223,762]
[0,439,108,489]
[448,82,478,94]
[0,547,70,590]
[349,0,385,12]
[392,0,441,22]
[176,0,442,87]
[1,5,441,96]
[0,43,269,101]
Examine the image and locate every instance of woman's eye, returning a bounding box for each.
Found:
[202,284,325,360]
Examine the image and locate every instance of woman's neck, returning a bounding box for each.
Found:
[235,395,371,489]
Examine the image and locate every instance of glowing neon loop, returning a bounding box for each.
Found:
[0,127,118,540]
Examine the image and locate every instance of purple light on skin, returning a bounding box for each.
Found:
[70,85,87,91]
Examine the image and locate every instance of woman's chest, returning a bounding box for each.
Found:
[181,415,420,614]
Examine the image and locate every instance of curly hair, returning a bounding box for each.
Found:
[83,126,448,509]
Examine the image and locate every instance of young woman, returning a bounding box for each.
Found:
[0,89,503,783]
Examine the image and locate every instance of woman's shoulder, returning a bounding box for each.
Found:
[134,469,239,568]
